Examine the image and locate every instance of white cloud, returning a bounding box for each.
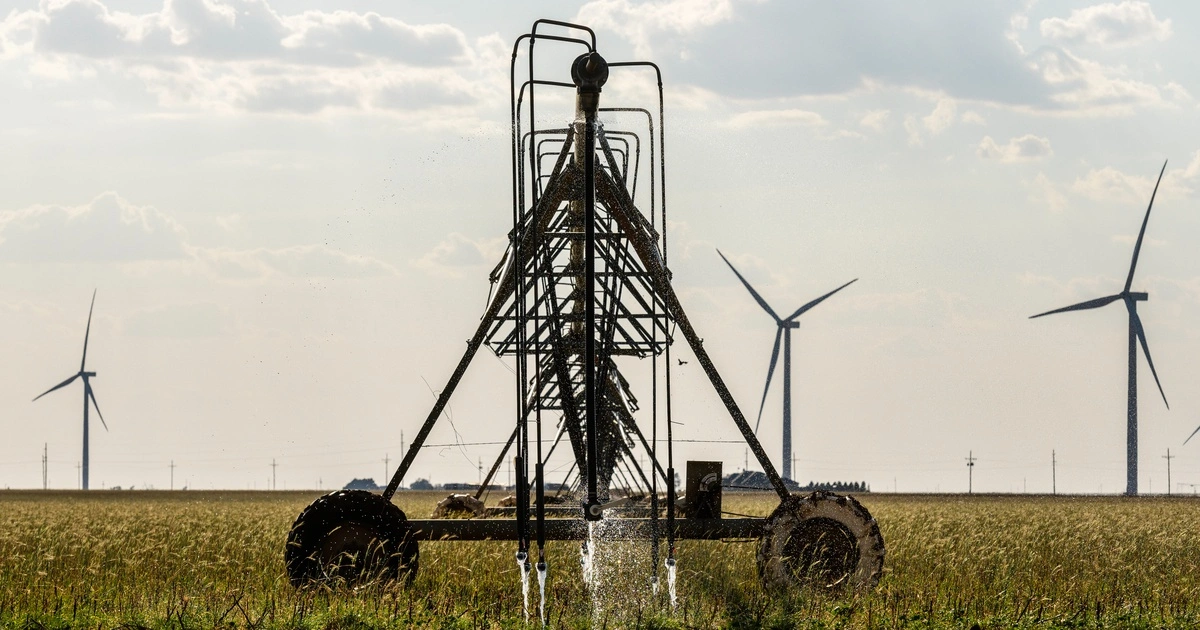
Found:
[725,108,826,129]
[1029,172,1068,213]
[960,110,986,125]
[1071,157,1196,205]
[0,192,187,262]
[1072,166,1151,204]
[903,115,921,146]
[1031,46,1163,113]
[977,134,1053,163]
[195,244,400,280]
[576,0,739,58]
[413,232,505,278]
[1040,1,1172,47]
[922,98,957,134]
[0,0,484,115]
[858,109,890,131]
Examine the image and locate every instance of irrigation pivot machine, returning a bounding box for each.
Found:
[285,21,884,596]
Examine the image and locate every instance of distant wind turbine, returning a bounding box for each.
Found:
[33,290,108,491]
[1030,161,1169,497]
[717,249,856,482]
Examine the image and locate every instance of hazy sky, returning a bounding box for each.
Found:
[2,0,1199,495]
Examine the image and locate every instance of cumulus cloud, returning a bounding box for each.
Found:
[576,0,739,58]
[1031,46,1164,112]
[20,0,468,65]
[576,0,1182,119]
[413,232,505,278]
[726,108,826,129]
[903,115,922,147]
[922,98,957,134]
[1029,172,1068,213]
[1040,1,1172,47]
[0,192,187,262]
[977,134,1053,163]
[0,0,483,114]
[858,109,889,131]
[1071,156,1196,205]
[960,110,986,125]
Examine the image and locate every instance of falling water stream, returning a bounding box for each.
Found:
[536,560,548,626]
[516,551,530,623]
[665,557,678,609]
[580,524,596,587]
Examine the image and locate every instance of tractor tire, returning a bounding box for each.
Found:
[285,489,418,587]
[757,491,884,591]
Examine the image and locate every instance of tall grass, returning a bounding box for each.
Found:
[2,490,1200,628]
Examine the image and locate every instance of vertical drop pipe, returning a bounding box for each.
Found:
[572,50,609,522]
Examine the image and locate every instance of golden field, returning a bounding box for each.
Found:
[2,490,1200,628]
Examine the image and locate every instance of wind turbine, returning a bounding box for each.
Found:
[1030,161,1169,497]
[717,250,856,482]
[33,290,108,490]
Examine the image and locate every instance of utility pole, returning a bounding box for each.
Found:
[1052,450,1057,495]
[169,460,176,491]
[76,462,81,490]
[966,451,977,494]
[42,444,47,490]
[270,459,278,491]
[744,448,748,472]
[383,453,389,484]
[477,457,483,486]
[1164,449,1175,495]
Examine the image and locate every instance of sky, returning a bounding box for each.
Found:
[1,0,1199,495]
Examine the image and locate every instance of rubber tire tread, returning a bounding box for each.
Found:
[757,491,885,591]
[285,489,418,587]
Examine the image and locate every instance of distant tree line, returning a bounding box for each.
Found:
[796,480,869,493]
[722,471,869,493]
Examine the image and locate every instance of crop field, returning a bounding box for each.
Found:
[3,490,1200,629]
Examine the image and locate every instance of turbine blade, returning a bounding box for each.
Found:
[81,289,97,371]
[86,382,108,431]
[755,327,784,434]
[785,278,858,321]
[1129,306,1168,409]
[1029,294,1122,319]
[717,249,781,322]
[1185,424,1200,446]
[1125,160,1168,293]
[33,374,79,402]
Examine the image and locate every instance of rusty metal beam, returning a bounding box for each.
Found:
[596,166,791,500]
